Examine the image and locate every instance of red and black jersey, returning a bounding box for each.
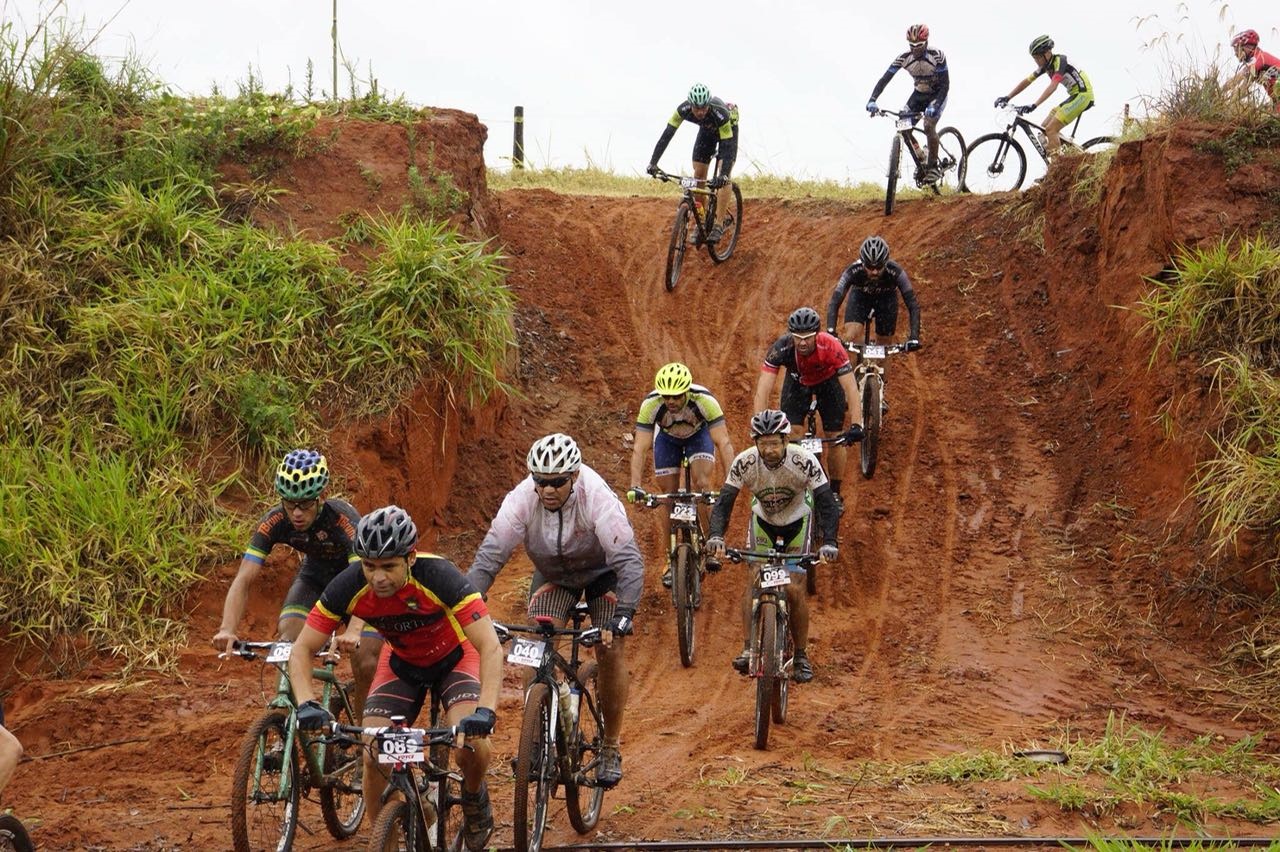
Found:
[761,332,852,387]
[307,553,489,668]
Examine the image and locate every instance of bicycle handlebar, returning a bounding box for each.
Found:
[639,490,718,508]
[494,621,604,648]
[844,341,911,356]
[221,638,337,661]
[872,108,922,121]
[723,547,819,567]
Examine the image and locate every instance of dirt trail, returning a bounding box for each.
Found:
[5,133,1277,849]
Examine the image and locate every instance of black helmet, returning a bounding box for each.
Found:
[354,505,419,559]
[787,307,821,334]
[860,235,890,268]
[750,409,792,438]
[1029,35,1054,55]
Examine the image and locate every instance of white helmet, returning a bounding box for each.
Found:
[527,433,582,476]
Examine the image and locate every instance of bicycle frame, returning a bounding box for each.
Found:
[655,170,719,242]
[998,107,1091,163]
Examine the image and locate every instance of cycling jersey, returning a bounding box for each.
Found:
[826,260,922,340]
[634,384,725,440]
[1244,48,1280,106]
[467,463,645,612]
[649,96,740,173]
[871,47,950,104]
[761,332,852,387]
[709,446,840,542]
[307,552,488,670]
[1027,54,1091,97]
[244,498,361,579]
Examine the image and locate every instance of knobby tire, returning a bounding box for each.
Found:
[366,796,416,851]
[1081,136,1116,151]
[936,126,968,193]
[884,134,902,216]
[674,539,696,668]
[230,708,300,852]
[962,133,1027,193]
[753,599,779,750]
[564,661,605,833]
[774,605,793,724]
[0,815,33,852]
[513,681,554,852]
[664,202,690,292]
[319,681,365,840]
[708,183,743,263]
[861,377,881,479]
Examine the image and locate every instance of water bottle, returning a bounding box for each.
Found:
[1036,131,1048,150]
[556,680,574,736]
[567,682,581,723]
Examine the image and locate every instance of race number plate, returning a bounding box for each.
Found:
[376,729,425,764]
[895,117,914,130]
[863,344,886,359]
[680,176,699,190]
[671,502,697,522]
[265,642,292,663]
[800,437,823,455]
[506,636,546,668]
[760,567,791,588]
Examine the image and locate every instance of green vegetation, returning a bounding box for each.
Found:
[0,17,512,669]
[1139,238,1280,558]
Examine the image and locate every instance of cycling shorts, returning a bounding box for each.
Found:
[528,569,618,627]
[653,428,715,477]
[748,494,813,551]
[1053,90,1095,126]
[906,90,945,123]
[279,568,380,638]
[693,124,739,173]
[364,642,480,721]
[845,289,901,336]
[780,373,847,432]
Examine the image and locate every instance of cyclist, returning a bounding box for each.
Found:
[0,700,20,797]
[706,410,840,683]
[291,505,503,852]
[626,362,735,589]
[646,82,740,241]
[467,433,645,789]
[994,35,1094,154]
[826,235,922,410]
[866,23,951,184]
[211,449,381,717]
[1226,29,1280,112]
[752,307,863,508]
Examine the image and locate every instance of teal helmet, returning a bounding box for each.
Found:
[688,83,711,107]
[275,449,329,500]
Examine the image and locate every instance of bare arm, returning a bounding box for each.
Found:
[287,623,332,706]
[462,616,504,715]
[212,556,263,653]
[752,369,779,414]
[708,422,735,480]
[629,430,655,489]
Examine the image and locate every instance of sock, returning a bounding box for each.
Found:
[830,479,842,496]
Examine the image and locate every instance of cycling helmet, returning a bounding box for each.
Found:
[787,307,821,334]
[354,504,418,559]
[1029,35,1054,55]
[860,235,890,268]
[1232,29,1260,49]
[654,362,693,396]
[750,409,792,438]
[906,24,929,42]
[275,449,329,500]
[688,83,711,107]
[527,433,582,476]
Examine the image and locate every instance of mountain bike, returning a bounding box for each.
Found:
[496,604,607,852]
[324,716,466,851]
[873,108,967,216]
[652,164,743,292]
[724,546,817,750]
[0,815,32,852]
[962,104,1115,193]
[225,639,364,852]
[844,314,913,479]
[635,457,718,667]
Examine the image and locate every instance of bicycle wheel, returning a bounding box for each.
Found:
[366,796,418,851]
[884,134,902,216]
[427,700,466,852]
[773,606,793,724]
[962,133,1027,193]
[936,126,967,194]
[319,681,365,840]
[673,539,697,668]
[1081,136,1116,151]
[753,599,778,750]
[664,202,691,292]
[803,518,817,596]
[708,182,743,263]
[230,708,300,852]
[861,378,881,479]
[564,661,605,833]
[0,815,33,852]
[513,681,554,852]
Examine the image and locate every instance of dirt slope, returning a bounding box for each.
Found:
[4,122,1278,850]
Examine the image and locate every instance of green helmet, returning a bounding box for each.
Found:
[654,362,693,396]
[275,449,330,500]
[1029,35,1054,55]
[688,83,711,107]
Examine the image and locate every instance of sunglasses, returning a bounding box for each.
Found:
[282,498,319,512]
[532,475,571,489]
[864,264,884,275]
[791,331,818,341]
[909,40,927,48]
[661,393,687,402]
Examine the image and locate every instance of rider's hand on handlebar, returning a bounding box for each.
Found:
[606,607,635,638]
[1015,104,1035,115]
[625,486,646,504]
[994,96,1009,108]
[458,707,496,738]
[646,163,660,177]
[866,98,878,114]
[924,103,940,119]
[819,544,839,563]
[212,629,238,655]
[335,626,362,654]
[297,699,333,731]
[837,423,865,445]
[706,536,727,560]
[708,175,728,190]
[905,338,922,352]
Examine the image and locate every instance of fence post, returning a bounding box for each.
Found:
[513,105,525,169]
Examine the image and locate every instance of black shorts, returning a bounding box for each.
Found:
[905,90,944,123]
[844,289,901,337]
[780,373,848,432]
[693,124,738,174]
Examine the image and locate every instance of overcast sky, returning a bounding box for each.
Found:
[8,0,1276,184]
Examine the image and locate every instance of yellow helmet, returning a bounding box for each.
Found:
[654,362,693,396]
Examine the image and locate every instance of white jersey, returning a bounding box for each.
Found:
[724,444,828,526]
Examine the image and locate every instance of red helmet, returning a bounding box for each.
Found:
[1232,29,1260,49]
[906,24,929,43]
